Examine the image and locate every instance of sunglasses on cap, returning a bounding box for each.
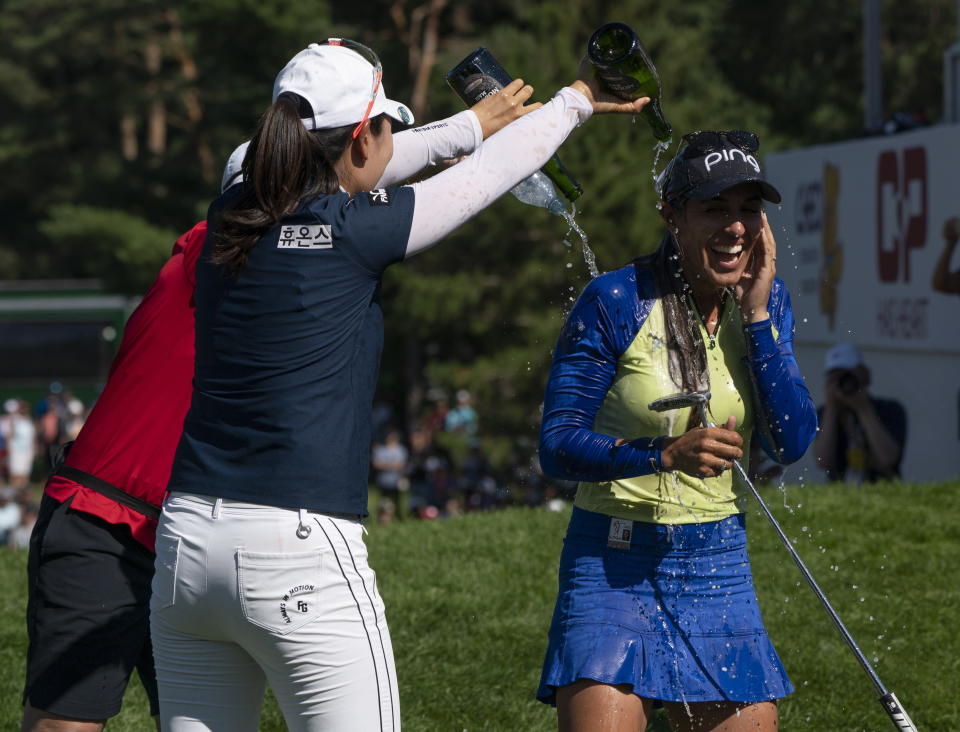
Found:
[319,38,382,139]
[681,129,759,155]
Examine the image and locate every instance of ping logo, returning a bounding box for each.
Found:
[704,149,761,173]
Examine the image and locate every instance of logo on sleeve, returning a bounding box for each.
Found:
[367,188,391,206]
[277,224,333,249]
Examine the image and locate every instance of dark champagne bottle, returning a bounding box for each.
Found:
[587,22,672,142]
[446,47,583,203]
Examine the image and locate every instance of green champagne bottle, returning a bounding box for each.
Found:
[446,47,583,202]
[587,22,672,142]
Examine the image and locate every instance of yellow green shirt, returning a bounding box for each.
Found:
[575,297,777,524]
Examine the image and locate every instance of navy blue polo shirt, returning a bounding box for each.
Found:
[169,184,415,515]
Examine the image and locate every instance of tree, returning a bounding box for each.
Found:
[1,0,952,462]
[0,0,333,281]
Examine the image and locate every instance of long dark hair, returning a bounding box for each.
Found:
[643,231,710,395]
[213,92,385,275]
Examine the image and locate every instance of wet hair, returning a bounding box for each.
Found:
[656,155,690,215]
[653,164,703,393]
[640,233,710,395]
[213,92,386,275]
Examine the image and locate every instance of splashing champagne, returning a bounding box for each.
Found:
[587,22,672,142]
[446,47,583,203]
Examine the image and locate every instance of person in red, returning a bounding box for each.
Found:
[21,220,206,731]
[20,85,538,729]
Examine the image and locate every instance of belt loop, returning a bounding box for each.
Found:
[212,498,222,520]
[296,508,312,539]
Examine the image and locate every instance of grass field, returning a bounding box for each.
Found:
[2,481,958,730]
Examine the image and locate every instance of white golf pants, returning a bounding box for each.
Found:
[150,492,399,732]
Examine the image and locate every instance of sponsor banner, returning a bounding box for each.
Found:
[765,124,960,481]
[765,123,960,353]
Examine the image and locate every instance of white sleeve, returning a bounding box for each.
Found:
[375,110,484,188]
[403,87,592,258]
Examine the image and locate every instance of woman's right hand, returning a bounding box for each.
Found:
[569,57,649,115]
[471,78,541,139]
[659,416,744,479]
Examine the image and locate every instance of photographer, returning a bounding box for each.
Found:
[815,343,906,483]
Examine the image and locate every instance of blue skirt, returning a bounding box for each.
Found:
[537,507,792,705]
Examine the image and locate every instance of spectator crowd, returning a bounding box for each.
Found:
[370,388,573,524]
[2,342,910,544]
[0,382,578,540]
[0,385,90,548]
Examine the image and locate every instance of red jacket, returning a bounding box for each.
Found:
[45,222,207,552]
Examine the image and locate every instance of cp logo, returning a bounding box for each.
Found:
[876,147,927,282]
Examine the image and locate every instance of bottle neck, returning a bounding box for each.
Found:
[640,98,671,141]
[542,154,583,202]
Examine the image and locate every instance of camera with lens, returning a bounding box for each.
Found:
[838,371,860,395]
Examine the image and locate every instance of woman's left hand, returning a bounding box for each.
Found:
[735,210,776,324]
[570,57,650,115]
[471,78,542,139]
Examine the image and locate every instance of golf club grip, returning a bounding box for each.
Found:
[880,691,919,731]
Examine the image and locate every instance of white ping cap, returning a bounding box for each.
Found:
[272,43,414,131]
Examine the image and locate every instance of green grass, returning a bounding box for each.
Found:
[2,481,957,730]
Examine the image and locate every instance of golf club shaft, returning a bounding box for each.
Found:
[730,459,884,691]
[731,460,918,731]
[697,406,918,730]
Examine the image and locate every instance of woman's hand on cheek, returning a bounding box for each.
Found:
[735,211,775,324]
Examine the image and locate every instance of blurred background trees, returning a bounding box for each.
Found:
[1,0,954,455]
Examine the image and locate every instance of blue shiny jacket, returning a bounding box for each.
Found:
[539,261,818,482]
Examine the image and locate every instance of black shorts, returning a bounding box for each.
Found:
[24,493,159,719]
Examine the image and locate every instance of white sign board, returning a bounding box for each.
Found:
[765,123,960,482]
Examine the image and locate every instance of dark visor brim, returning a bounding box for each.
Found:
[689,175,782,205]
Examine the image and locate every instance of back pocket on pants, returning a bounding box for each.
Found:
[237,550,323,635]
[152,534,181,610]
